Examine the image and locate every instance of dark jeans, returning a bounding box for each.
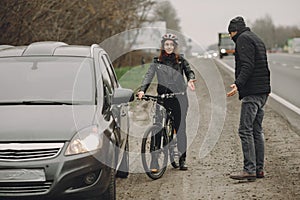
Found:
[239,94,268,174]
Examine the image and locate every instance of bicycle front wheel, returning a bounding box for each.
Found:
[141,125,168,180]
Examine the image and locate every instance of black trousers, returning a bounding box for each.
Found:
[152,94,188,160]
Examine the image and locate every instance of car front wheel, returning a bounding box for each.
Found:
[100,168,116,200]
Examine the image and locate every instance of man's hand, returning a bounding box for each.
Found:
[188,80,196,91]
[137,91,145,100]
[227,84,238,97]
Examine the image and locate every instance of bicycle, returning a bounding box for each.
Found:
[139,92,184,180]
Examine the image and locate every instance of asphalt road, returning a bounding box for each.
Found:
[220,53,300,108]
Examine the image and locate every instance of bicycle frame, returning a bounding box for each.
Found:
[139,92,183,179]
[153,102,166,126]
[143,92,183,130]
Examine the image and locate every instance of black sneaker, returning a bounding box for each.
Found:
[179,160,188,171]
[256,171,264,178]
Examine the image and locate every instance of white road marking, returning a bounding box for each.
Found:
[215,58,300,116]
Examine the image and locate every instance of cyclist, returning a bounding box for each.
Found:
[137,33,196,171]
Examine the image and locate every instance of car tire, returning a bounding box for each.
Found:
[116,140,129,178]
[100,168,116,200]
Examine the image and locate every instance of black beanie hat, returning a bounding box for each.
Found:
[228,16,246,33]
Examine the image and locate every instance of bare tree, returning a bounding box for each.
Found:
[152,0,181,32]
[275,25,300,47]
[251,14,300,49]
[0,0,155,45]
[251,14,276,49]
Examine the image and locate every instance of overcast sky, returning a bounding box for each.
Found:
[170,0,300,49]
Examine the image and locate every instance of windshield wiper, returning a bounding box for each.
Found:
[23,100,75,105]
[0,100,75,105]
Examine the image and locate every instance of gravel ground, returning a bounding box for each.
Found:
[116,58,300,200]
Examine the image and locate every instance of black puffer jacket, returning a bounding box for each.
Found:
[140,53,195,94]
[232,27,271,99]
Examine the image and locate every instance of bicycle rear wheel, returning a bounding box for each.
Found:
[141,125,168,180]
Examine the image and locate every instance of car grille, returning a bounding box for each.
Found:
[0,181,52,194]
[0,143,64,161]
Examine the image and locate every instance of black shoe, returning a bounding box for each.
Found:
[256,171,264,178]
[179,160,188,171]
[229,171,256,181]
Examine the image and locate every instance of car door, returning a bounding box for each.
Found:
[100,53,129,151]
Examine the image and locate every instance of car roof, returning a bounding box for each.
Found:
[0,41,103,58]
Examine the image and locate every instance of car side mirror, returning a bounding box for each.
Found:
[112,88,134,105]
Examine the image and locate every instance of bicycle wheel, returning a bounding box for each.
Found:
[141,125,168,180]
[167,122,180,169]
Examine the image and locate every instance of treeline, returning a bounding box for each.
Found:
[0,0,182,67]
[2,2,299,52]
[0,0,156,45]
[251,15,300,50]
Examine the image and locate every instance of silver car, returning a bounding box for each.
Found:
[0,42,133,200]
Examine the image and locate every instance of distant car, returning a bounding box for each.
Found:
[0,42,134,200]
[288,37,300,54]
[204,50,218,59]
[268,47,283,53]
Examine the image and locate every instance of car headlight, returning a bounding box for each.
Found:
[65,126,103,156]
[221,49,226,54]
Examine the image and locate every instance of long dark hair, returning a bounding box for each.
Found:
[158,48,180,64]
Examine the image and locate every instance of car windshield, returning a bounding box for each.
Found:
[0,57,95,105]
[220,38,235,46]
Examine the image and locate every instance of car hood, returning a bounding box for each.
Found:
[0,105,96,142]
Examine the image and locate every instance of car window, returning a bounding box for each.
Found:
[101,54,118,89]
[0,57,95,105]
[99,56,113,94]
[98,54,113,115]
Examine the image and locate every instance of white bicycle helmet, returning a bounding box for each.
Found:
[161,33,178,45]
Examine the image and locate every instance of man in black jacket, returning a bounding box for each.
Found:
[226,16,271,181]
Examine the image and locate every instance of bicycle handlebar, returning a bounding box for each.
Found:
[137,92,185,102]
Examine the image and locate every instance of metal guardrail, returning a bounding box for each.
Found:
[215,58,300,133]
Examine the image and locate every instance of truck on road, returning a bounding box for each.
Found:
[218,33,235,59]
[288,37,300,54]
